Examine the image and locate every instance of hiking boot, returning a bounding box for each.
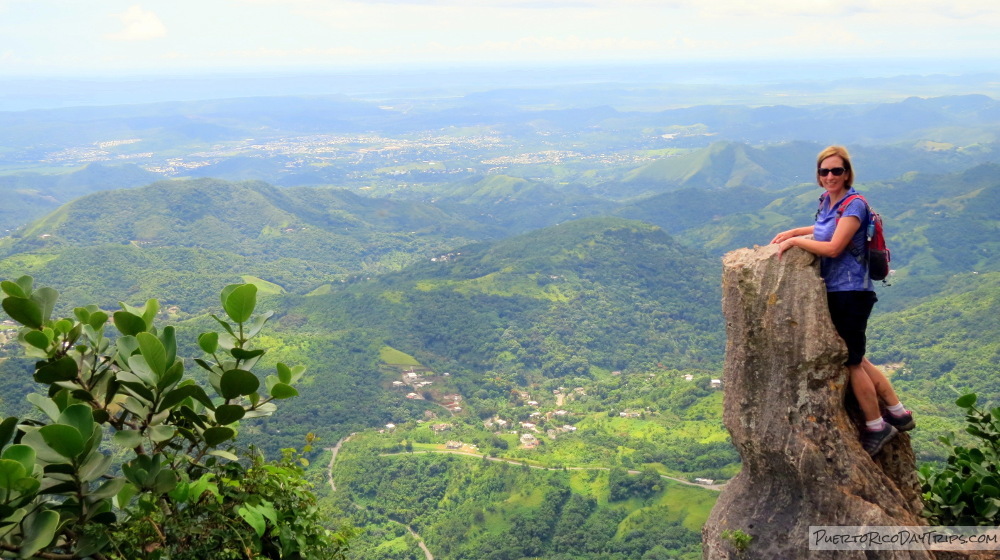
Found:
[862,424,898,457]
[884,410,915,432]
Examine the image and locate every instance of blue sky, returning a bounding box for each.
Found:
[1,0,999,76]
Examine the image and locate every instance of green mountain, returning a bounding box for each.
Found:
[619,141,817,193]
[292,216,722,378]
[415,174,618,234]
[1,208,724,449]
[2,163,999,559]
[0,178,498,310]
[0,163,161,231]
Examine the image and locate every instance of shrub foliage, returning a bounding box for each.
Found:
[0,275,352,559]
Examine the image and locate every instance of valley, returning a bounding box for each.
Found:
[1,74,999,558]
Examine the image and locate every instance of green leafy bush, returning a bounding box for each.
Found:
[0,275,352,558]
[919,393,1000,525]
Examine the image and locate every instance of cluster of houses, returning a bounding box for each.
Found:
[384,369,726,453]
[482,403,579,449]
[430,252,462,262]
[393,369,463,411]
[682,373,723,388]
[0,320,18,351]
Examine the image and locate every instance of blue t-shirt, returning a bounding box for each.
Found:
[813,189,873,292]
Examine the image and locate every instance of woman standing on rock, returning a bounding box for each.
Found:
[770,145,914,457]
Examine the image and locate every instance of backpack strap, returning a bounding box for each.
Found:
[835,194,866,219]
[835,193,873,289]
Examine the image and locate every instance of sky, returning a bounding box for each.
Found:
[1,0,999,77]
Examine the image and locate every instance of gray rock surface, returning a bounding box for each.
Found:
[701,244,965,559]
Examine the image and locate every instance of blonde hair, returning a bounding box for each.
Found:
[816,145,854,188]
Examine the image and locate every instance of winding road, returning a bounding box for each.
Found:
[326,435,726,560]
[327,435,435,560]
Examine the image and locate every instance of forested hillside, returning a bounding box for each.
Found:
[2,87,1000,559]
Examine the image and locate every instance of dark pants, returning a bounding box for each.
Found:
[827,291,878,366]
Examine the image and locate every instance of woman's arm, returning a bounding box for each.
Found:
[771,225,815,245]
[777,216,860,257]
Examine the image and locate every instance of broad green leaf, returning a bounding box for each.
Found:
[136,332,167,377]
[158,386,198,412]
[219,369,259,400]
[256,503,278,524]
[148,425,174,443]
[113,311,147,336]
[140,299,159,329]
[19,510,59,558]
[210,314,237,338]
[203,426,235,447]
[34,356,78,384]
[207,449,239,461]
[276,363,292,384]
[113,430,143,449]
[38,424,84,459]
[2,297,43,329]
[214,404,245,425]
[118,378,155,402]
[114,482,138,509]
[23,330,50,350]
[14,477,40,496]
[19,428,65,463]
[31,287,58,324]
[0,417,19,448]
[126,355,157,386]
[57,403,96,439]
[198,332,219,354]
[239,506,267,537]
[160,326,177,369]
[193,357,218,373]
[245,310,274,339]
[79,453,113,483]
[0,279,28,298]
[89,477,127,500]
[182,473,219,503]
[230,348,266,361]
[179,406,208,428]
[88,310,109,330]
[956,393,977,408]
[0,460,27,491]
[51,389,71,412]
[26,394,61,422]
[222,284,257,324]
[53,319,73,334]
[116,335,139,357]
[158,361,184,391]
[163,384,213,411]
[269,383,298,399]
[13,275,34,293]
[243,401,277,419]
[261,374,276,391]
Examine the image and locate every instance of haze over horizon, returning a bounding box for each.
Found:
[2,1,999,111]
[3,1,999,74]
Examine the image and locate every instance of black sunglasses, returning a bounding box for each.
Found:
[818,167,847,177]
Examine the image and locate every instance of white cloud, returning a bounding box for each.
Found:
[106,5,167,41]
